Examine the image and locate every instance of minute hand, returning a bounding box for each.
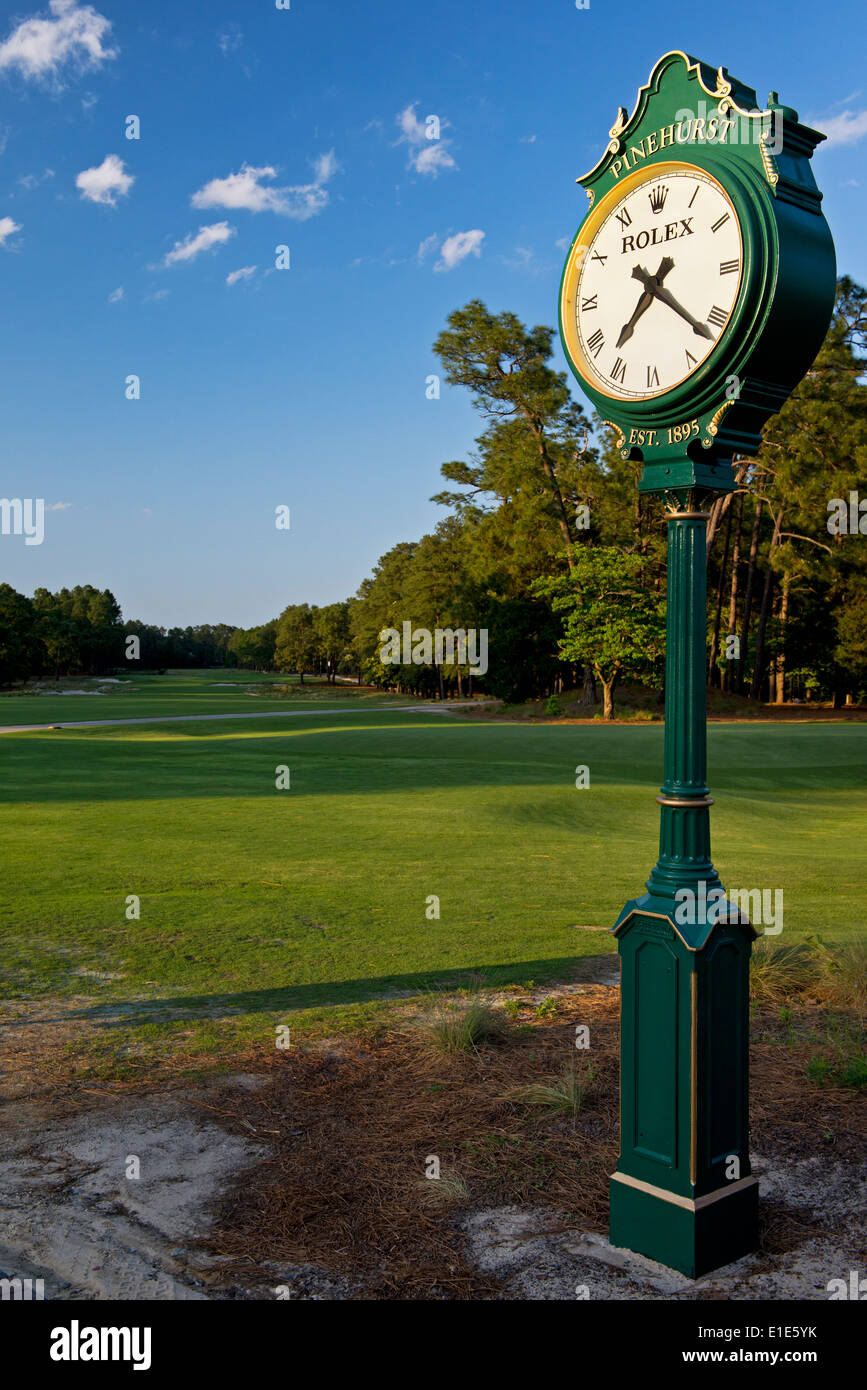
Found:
[631,266,713,340]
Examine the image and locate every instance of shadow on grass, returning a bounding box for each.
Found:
[67,953,617,1026]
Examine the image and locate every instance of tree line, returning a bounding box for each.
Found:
[2,278,865,713]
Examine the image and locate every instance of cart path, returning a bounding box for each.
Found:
[0,701,484,734]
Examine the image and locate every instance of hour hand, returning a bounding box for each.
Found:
[616,289,653,348]
[616,257,675,348]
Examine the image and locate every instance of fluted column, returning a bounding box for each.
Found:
[646,510,721,903]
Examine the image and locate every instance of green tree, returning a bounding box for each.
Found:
[433,299,595,563]
[535,548,665,719]
[0,584,35,685]
[275,603,315,681]
[313,602,351,684]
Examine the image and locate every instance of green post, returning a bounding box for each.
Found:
[609,497,758,1279]
[648,508,720,904]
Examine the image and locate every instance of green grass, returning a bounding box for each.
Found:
[1,669,864,1074]
[0,668,399,726]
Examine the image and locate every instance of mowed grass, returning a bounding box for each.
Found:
[0,668,398,726]
[0,670,863,1073]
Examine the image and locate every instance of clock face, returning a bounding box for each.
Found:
[564,163,743,402]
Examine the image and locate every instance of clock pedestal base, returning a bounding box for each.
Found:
[608,508,758,1279]
[610,1170,759,1279]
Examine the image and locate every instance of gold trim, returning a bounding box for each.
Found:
[759,131,779,188]
[611,1170,758,1212]
[613,908,695,953]
[690,972,697,1186]
[656,796,715,807]
[713,66,733,99]
[609,106,629,141]
[707,399,735,437]
[576,50,776,186]
[560,162,742,403]
[601,419,626,450]
[664,510,711,519]
[614,904,755,950]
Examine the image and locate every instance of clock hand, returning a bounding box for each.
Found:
[631,264,714,340]
[615,256,675,348]
[615,291,653,348]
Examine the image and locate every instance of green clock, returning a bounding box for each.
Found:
[558,50,836,496]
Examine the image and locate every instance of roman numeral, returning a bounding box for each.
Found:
[720,259,739,275]
[587,329,605,357]
[581,294,598,311]
[707,305,728,328]
[591,250,607,265]
[610,357,627,383]
[615,207,632,230]
[646,364,660,388]
[711,213,730,233]
[685,348,698,368]
[688,185,699,208]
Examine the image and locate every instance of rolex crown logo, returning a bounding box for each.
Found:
[648,184,668,214]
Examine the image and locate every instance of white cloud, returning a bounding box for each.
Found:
[412,143,456,176]
[76,153,132,205]
[311,149,338,184]
[226,264,256,286]
[161,221,235,268]
[18,167,54,189]
[503,246,535,270]
[217,23,243,55]
[417,233,439,263]
[555,236,569,251]
[0,1,117,82]
[435,229,484,272]
[47,500,71,510]
[108,285,123,302]
[395,103,456,176]
[520,134,537,144]
[191,153,338,220]
[816,109,867,147]
[0,215,22,244]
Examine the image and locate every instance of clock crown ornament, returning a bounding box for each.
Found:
[558,49,836,500]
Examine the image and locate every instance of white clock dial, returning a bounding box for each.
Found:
[574,166,742,401]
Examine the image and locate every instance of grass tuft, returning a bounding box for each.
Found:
[500,1058,595,1121]
[422,1001,510,1054]
[750,939,825,1004]
[418,1169,468,1205]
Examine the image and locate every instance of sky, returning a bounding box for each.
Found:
[1,0,865,629]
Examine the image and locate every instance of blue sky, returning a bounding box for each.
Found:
[1,0,865,628]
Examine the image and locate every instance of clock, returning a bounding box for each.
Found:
[558,50,836,496]
[564,162,742,402]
